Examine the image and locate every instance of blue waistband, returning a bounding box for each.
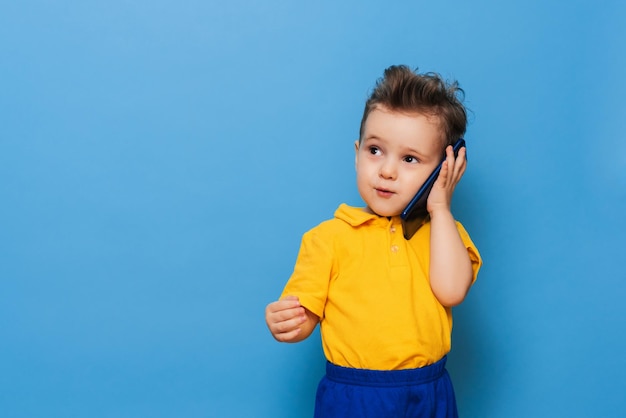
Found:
[325,356,447,387]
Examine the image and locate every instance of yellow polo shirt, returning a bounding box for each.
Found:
[281,204,482,370]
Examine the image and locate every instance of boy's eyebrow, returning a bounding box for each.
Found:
[360,135,383,146]
[361,133,380,141]
[404,147,434,161]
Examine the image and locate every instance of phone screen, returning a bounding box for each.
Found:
[400,138,466,240]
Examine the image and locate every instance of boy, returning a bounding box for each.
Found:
[265,65,482,418]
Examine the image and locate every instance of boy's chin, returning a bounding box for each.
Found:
[365,205,402,218]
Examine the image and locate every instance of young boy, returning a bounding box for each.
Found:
[265,65,482,418]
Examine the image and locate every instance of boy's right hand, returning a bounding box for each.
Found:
[265,295,316,343]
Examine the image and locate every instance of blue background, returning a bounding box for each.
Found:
[2,1,625,417]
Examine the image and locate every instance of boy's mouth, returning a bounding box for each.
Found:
[375,187,395,198]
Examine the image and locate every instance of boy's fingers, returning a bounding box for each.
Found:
[444,146,466,183]
[273,327,302,343]
[273,313,306,333]
[438,161,449,187]
[456,147,467,168]
[274,307,305,323]
[266,299,305,321]
[267,296,300,313]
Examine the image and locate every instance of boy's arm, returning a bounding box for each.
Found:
[427,146,474,307]
[265,295,320,343]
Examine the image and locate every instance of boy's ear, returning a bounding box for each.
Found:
[354,140,360,170]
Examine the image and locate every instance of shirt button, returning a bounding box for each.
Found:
[391,245,399,253]
[390,226,396,233]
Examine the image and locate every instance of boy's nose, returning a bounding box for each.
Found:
[379,161,397,180]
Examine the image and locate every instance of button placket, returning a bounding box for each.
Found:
[388,218,409,270]
[389,220,401,256]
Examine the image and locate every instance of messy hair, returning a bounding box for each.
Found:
[359,65,467,147]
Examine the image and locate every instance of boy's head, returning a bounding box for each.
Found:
[359,65,467,149]
[354,65,468,217]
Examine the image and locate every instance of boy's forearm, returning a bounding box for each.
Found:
[428,209,473,307]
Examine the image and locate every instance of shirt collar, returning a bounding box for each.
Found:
[334,204,399,228]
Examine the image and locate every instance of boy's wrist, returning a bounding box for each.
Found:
[428,208,454,220]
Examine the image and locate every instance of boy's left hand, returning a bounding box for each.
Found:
[427,145,467,215]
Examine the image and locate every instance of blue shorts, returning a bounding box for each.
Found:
[314,356,458,418]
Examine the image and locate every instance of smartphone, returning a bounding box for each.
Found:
[400,138,466,240]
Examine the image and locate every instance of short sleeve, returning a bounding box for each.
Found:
[456,222,482,284]
[280,229,335,319]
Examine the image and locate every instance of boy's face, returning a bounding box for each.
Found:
[355,106,443,217]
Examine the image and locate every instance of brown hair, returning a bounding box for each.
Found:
[359,65,467,147]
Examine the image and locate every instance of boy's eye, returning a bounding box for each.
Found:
[403,156,419,163]
[368,146,381,155]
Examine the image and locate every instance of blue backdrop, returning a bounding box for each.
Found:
[2,1,625,417]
